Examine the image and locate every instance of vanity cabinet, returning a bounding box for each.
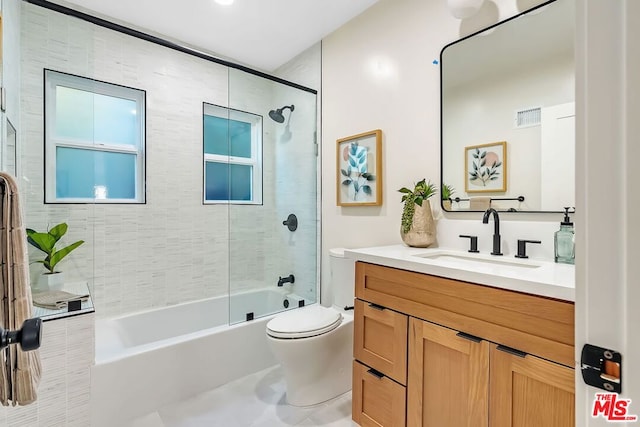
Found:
[352,262,575,427]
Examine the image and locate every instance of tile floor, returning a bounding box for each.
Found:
[128,365,357,427]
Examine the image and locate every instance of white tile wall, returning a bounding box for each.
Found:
[20,4,320,319]
[0,314,94,427]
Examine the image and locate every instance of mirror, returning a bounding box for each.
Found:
[441,0,575,212]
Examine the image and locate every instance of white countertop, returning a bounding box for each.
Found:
[344,245,575,302]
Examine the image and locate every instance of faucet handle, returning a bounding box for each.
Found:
[515,239,541,259]
[459,235,479,253]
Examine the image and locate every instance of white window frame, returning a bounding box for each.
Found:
[203,103,263,205]
[44,69,146,203]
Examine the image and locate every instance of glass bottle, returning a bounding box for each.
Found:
[554,208,575,264]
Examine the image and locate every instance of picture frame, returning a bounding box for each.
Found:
[465,141,507,193]
[336,129,382,206]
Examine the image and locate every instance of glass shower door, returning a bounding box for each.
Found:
[227,68,318,324]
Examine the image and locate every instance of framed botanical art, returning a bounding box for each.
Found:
[465,141,507,193]
[336,129,382,206]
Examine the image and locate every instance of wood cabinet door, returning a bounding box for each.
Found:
[489,344,575,427]
[407,318,489,427]
[352,361,407,427]
[354,299,408,384]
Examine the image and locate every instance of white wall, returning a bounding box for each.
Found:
[321,0,558,305]
[575,1,640,424]
[20,4,319,317]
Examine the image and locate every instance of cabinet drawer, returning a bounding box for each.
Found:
[352,360,406,427]
[354,299,408,385]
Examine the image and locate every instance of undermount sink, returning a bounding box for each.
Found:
[412,250,542,269]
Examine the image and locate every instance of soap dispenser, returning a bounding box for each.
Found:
[554,207,575,264]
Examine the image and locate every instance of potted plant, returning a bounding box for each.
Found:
[398,179,437,247]
[26,223,84,290]
[441,183,456,211]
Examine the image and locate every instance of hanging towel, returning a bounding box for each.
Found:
[0,172,42,406]
[469,196,491,211]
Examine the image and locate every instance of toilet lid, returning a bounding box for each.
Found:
[266,305,342,339]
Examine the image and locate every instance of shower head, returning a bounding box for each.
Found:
[268,104,295,123]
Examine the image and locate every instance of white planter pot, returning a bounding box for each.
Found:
[37,272,64,291]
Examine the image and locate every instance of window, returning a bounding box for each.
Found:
[44,70,145,203]
[203,103,262,204]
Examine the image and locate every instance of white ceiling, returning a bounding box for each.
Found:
[48,0,380,72]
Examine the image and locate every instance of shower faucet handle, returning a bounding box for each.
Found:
[282,214,298,232]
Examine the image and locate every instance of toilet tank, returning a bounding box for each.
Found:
[329,248,355,309]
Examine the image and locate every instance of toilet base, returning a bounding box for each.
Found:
[267,315,353,407]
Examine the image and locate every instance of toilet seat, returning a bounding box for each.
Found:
[266,305,343,339]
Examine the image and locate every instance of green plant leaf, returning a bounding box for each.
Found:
[362,185,372,195]
[341,169,349,177]
[480,158,486,167]
[480,151,486,159]
[366,174,375,181]
[48,240,84,272]
[398,187,412,193]
[415,197,423,206]
[342,179,352,185]
[495,161,502,168]
[26,232,56,254]
[26,228,44,252]
[48,223,68,242]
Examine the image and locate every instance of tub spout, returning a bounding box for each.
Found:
[277,274,295,287]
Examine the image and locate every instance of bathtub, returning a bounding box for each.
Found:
[91,289,306,426]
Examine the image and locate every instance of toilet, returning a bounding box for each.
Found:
[266,248,355,407]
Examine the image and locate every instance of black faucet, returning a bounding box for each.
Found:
[277,274,295,287]
[482,208,503,256]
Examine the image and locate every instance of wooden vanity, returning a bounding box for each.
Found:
[351,261,575,427]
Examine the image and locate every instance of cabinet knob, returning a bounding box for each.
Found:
[367,368,385,379]
[496,344,527,358]
[456,331,482,343]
